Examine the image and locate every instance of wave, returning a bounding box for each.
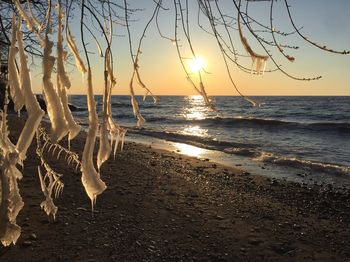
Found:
[111,102,161,109]
[128,128,257,150]
[308,122,350,132]
[111,102,130,108]
[195,117,350,130]
[253,152,350,176]
[129,128,350,177]
[140,116,350,133]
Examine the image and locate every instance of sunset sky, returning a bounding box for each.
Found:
[30,0,350,96]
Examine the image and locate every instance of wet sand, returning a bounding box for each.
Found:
[1,115,350,261]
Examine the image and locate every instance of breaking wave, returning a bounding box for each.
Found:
[129,128,350,177]
[253,152,350,176]
[176,117,350,132]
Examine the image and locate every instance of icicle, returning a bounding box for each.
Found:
[238,13,268,75]
[131,96,145,127]
[13,0,44,44]
[106,81,126,158]
[97,123,111,170]
[105,52,116,87]
[37,166,63,219]
[56,3,71,89]
[130,71,146,127]
[199,81,214,110]
[56,3,81,140]
[97,68,111,170]
[15,25,45,159]
[42,11,69,143]
[119,130,126,152]
[0,103,24,247]
[0,164,23,246]
[57,82,81,140]
[94,38,104,58]
[13,0,34,32]
[96,50,128,167]
[66,26,87,74]
[26,0,42,32]
[81,69,106,210]
[108,17,113,45]
[8,15,25,112]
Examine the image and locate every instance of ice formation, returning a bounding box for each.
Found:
[97,74,112,169]
[0,104,24,246]
[37,166,63,219]
[56,4,71,89]
[97,119,111,169]
[15,23,45,159]
[26,0,42,32]
[66,27,87,74]
[42,10,69,143]
[199,81,214,110]
[107,88,127,157]
[13,0,35,32]
[131,94,145,127]
[13,0,44,44]
[105,66,127,157]
[97,52,126,168]
[7,16,25,112]
[56,3,81,141]
[238,14,268,75]
[81,69,106,209]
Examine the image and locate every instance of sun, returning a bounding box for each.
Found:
[188,56,206,73]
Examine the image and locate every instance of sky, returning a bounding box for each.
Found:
[30,0,350,96]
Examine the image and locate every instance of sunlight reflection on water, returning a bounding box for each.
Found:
[180,95,209,138]
[182,95,207,120]
[180,125,208,137]
[174,143,205,158]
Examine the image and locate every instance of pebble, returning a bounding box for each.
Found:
[22,240,32,247]
[271,180,278,186]
[215,215,224,220]
[248,238,262,245]
[29,233,37,240]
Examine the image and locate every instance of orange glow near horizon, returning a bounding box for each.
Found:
[26,1,349,97]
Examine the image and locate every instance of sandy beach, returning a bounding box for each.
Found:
[1,115,349,261]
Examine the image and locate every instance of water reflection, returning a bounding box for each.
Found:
[181,125,208,137]
[180,95,209,138]
[174,143,205,158]
[182,95,208,120]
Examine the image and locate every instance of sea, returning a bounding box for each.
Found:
[68,95,350,188]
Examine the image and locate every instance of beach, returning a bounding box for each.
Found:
[1,115,350,261]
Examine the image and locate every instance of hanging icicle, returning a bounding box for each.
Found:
[238,13,268,75]
[13,0,44,44]
[7,15,25,112]
[56,3,81,141]
[0,95,24,247]
[15,21,45,159]
[66,27,87,74]
[26,0,42,32]
[81,68,106,210]
[41,4,69,143]
[37,166,63,220]
[97,68,112,170]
